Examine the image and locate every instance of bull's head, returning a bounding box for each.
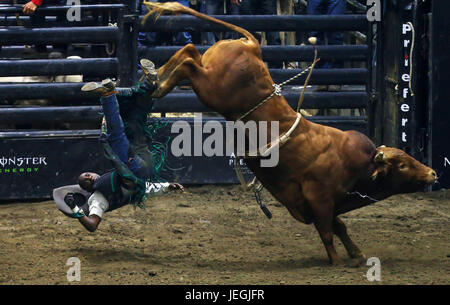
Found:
[372,146,437,193]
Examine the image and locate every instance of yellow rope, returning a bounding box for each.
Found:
[407,22,415,97]
[297,48,319,112]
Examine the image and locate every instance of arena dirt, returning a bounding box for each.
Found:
[0,185,448,285]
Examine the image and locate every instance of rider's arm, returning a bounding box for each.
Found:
[77,191,109,232]
[146,182,184,196]
[78,214,102,233]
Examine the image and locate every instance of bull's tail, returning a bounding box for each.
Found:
[142,1,258,45]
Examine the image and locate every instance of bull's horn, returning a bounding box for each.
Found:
[371,170,379,181]
[374,151,385,162]
[378,145,386,148]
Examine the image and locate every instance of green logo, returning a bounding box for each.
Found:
[0,167,39,174]
[0,156,47,175]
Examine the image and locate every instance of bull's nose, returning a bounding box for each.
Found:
[429,170,438,182]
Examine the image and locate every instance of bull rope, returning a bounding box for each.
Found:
[236,62,317,122]
[234,42,319,218]
[236,45,319,159]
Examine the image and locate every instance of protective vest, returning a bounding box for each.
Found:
[93,171,130,212]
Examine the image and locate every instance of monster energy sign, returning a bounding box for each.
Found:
[0,156,48,174]
[0,136,111,200]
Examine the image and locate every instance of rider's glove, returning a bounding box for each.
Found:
[64,193,86,218]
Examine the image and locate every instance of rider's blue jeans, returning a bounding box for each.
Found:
[100,86,155,180]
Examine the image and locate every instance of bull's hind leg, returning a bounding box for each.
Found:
[152,57,204,98]
[156,43,202,86]
[333,217,367,265]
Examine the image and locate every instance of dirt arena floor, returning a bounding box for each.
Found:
[0,185,448,285]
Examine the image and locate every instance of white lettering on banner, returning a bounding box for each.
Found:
[400,104,410,112]
[0,156,47,167]
[403,23,412,34]
[444,157,450,167]
[403,88,409,98]
[400,22,412,148]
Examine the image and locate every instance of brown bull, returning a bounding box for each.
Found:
[143,2,437,265]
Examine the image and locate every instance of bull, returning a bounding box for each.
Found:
[143,2,437,265]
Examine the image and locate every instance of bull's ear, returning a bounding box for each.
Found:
[374,151,385,163]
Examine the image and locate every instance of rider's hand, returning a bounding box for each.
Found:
[63,192,86,218]
[169,183,184,192]
[64,193,76,209]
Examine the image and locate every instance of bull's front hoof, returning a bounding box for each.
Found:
[346,257,366,268]
[330,258,345,266]
[349,251,367,259]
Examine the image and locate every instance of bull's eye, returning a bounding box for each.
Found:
[399,163,407,170]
